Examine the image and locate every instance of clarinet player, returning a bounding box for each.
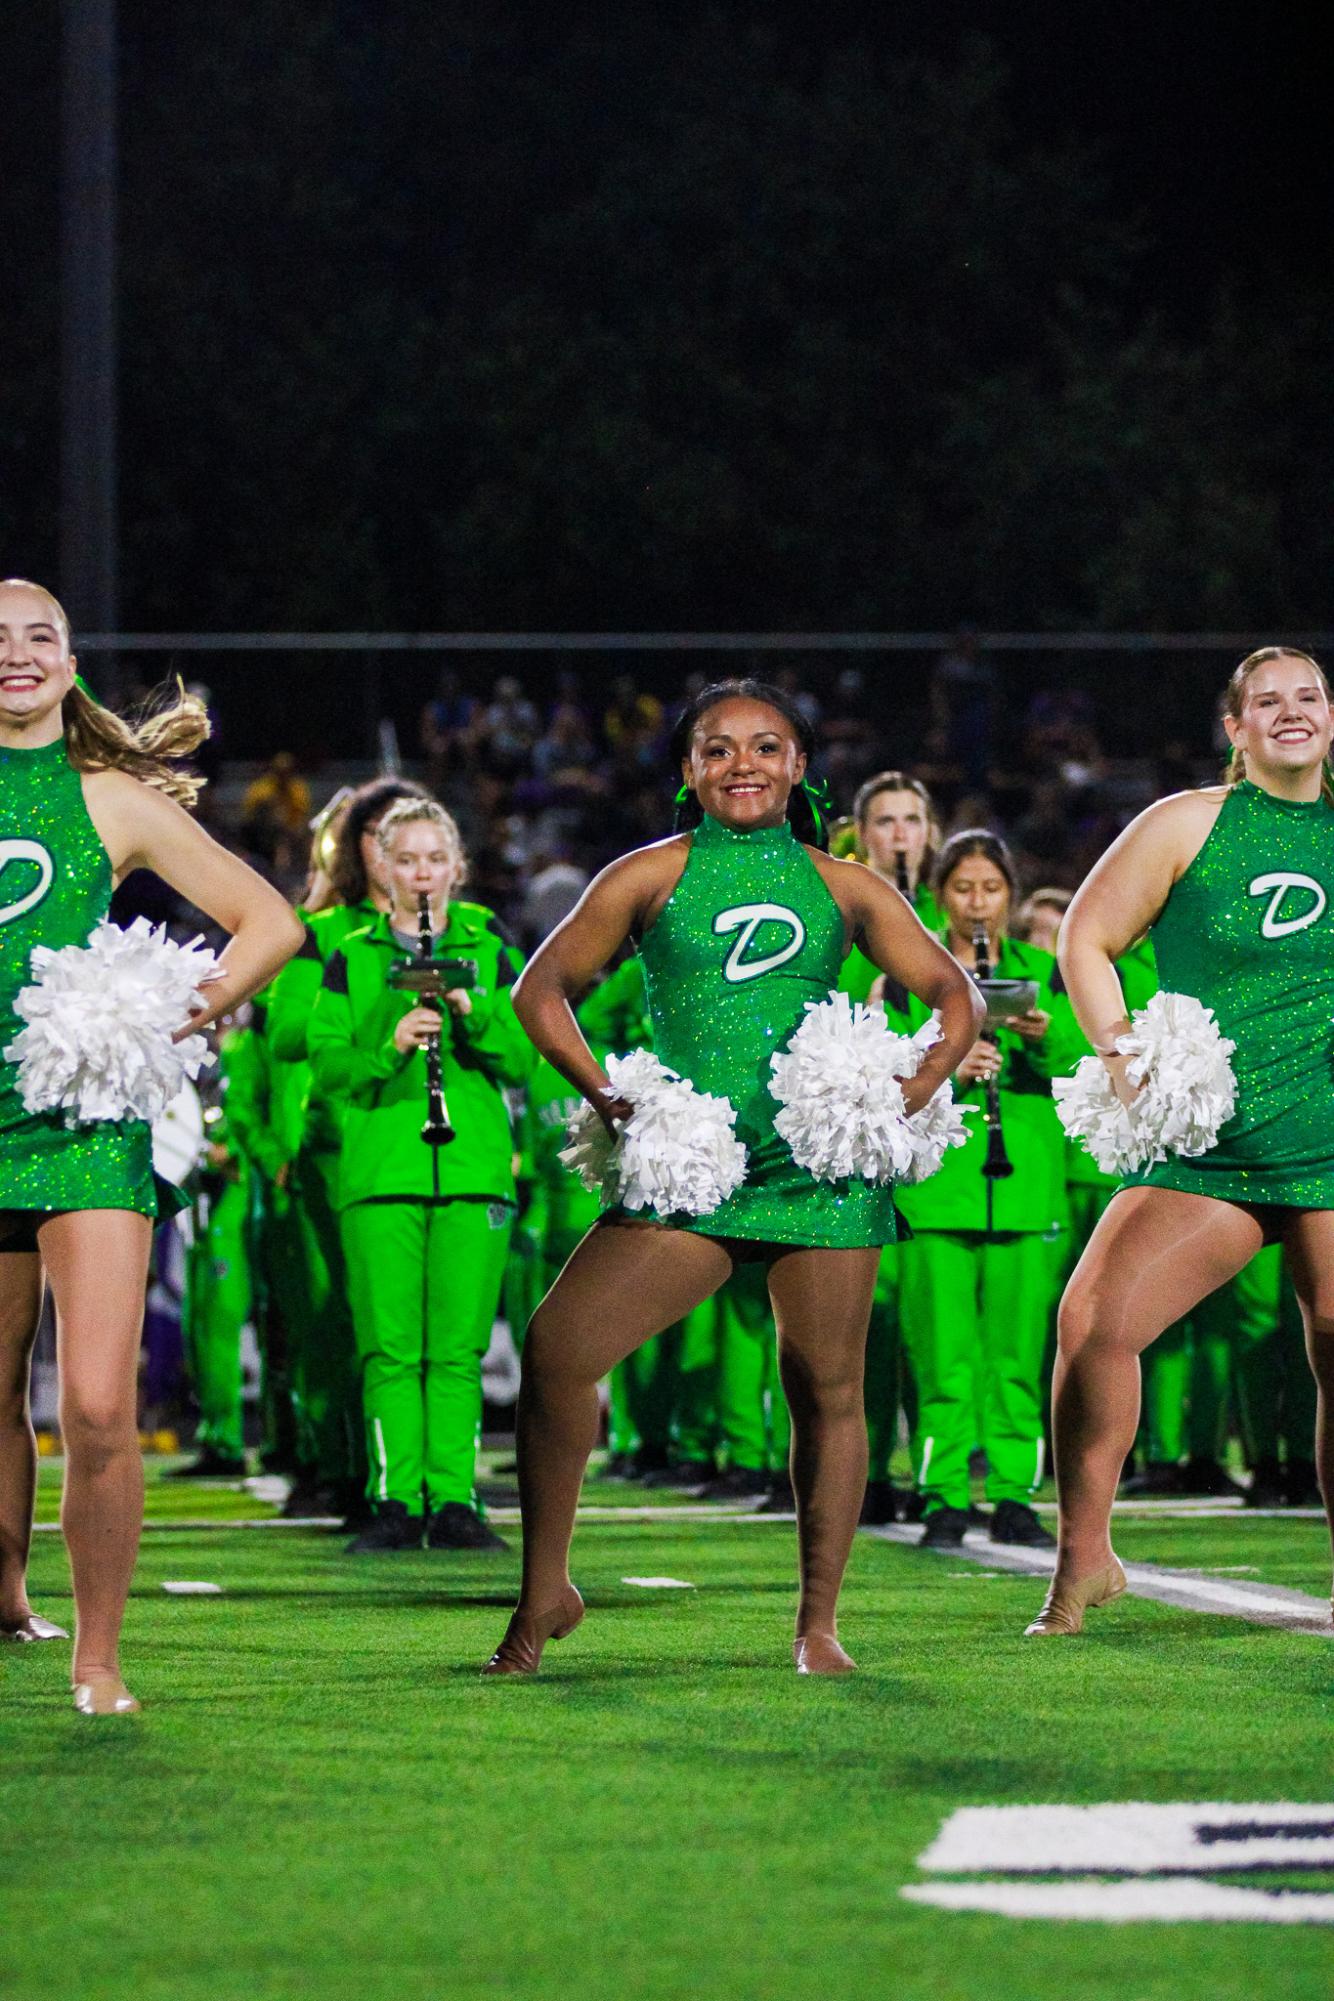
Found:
[881,831,1083,1549]
[308,799,534,1551]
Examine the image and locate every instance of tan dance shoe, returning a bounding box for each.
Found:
[1024,1557,1127,1636]
[73,1675,141,1716]
[1,1613,70,1642]
[482,1585,585,1676]
[793,1632,857,1674]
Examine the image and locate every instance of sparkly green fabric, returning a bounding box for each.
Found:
[638,812,899,1247]
[0,738,157,1216]
[1127,781,1334,1207]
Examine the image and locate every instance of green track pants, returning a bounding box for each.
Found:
[279,1150,362,1487]
[1224,1249,1317,1468]
[865,1245,902,1484]
[342,1198,512,1512]
[181,1179,250,1460]
[713,1265,789,1475]
[1141,1295,1232,1464]
[899,1229,1056,1513]
[607,1309,715,1466]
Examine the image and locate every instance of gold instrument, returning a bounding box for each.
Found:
[307,785,355,876]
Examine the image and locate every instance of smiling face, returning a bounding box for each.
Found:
[941,851,1011,953]
[1225,652,1334,791]
[683,697,807,831]
[859,787,932,880]
[384,815,465,929]
[0,582,76,744]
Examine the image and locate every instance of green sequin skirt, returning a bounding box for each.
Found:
[0,1096,166,1219]
[629,1132,901,1249]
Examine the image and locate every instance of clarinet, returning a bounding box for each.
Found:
[971,922,1014,1182]
[416,891,455,1147]
[894,849,911,897]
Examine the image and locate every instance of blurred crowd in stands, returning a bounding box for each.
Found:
[184,640,1214,949]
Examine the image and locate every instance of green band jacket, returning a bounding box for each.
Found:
[308,903,533,1209]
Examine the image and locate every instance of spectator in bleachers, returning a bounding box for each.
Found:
[475,675,540,778]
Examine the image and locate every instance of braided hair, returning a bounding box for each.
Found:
[668,677,828,849]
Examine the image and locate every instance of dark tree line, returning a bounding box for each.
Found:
[5,5,1332,631]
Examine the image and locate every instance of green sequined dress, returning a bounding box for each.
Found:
[1126,781,1334,1208]
[0,738,158,1217]
[637,812,899,1247]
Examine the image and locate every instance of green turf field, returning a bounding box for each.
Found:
[6,1461,1332,2001]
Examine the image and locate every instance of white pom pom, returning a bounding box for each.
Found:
[558,1048,748,1218]
[769,991,973,1186]
[1053,990,1237,1175]
[5,918,220,1127]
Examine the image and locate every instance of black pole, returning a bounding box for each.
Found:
[61,0,119,683]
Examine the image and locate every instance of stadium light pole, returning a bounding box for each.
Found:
[61,0,119,682]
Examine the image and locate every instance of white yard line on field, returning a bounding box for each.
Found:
[864,1524,1334,1636]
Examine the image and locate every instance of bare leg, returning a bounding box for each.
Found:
[0,1250,47,1629]
[1051,1188,1262,1587]
[767,1245,879,1667]
[1277,1210,1334,1593]
[494,1221,734,1663]
[40,1210,152,1688]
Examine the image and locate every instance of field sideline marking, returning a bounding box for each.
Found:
[864,1524,1333,1636]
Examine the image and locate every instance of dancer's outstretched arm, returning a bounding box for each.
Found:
[83,770,305,1031]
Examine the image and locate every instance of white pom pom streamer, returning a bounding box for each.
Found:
[5,918,220,1127]
[1053,989,1237,1176]
[768,991,972,1186]
[558,1048,748,1218]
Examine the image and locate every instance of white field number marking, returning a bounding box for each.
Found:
[905,1803,1334,1924]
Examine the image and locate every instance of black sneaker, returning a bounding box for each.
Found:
[699,1466,770,1500]
[637,1458,714,1489]
[344,1502,424,1553]
[989,1499,1057,1548]
[757,1471,795,1513]
[281,1477,345,1519]
[1244,1456,1285,1509]
[859,1479,902,1526]
[163,1450,247,1480]
[426,1503,508,1551]
[1178,1455,1247,1498]
[1284,1457,1321,1508]
[1119,1459,1181,1497]
[920,1506,970,1548]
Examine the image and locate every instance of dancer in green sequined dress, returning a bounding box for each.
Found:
[0,581,301,1714]
[482,679,982,1678]
[1028,647,1334,1639]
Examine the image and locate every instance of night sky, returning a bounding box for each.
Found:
[5,3,1332,668]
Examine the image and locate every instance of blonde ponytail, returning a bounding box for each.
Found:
[63,678,210,807]
[0,578,210,808]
